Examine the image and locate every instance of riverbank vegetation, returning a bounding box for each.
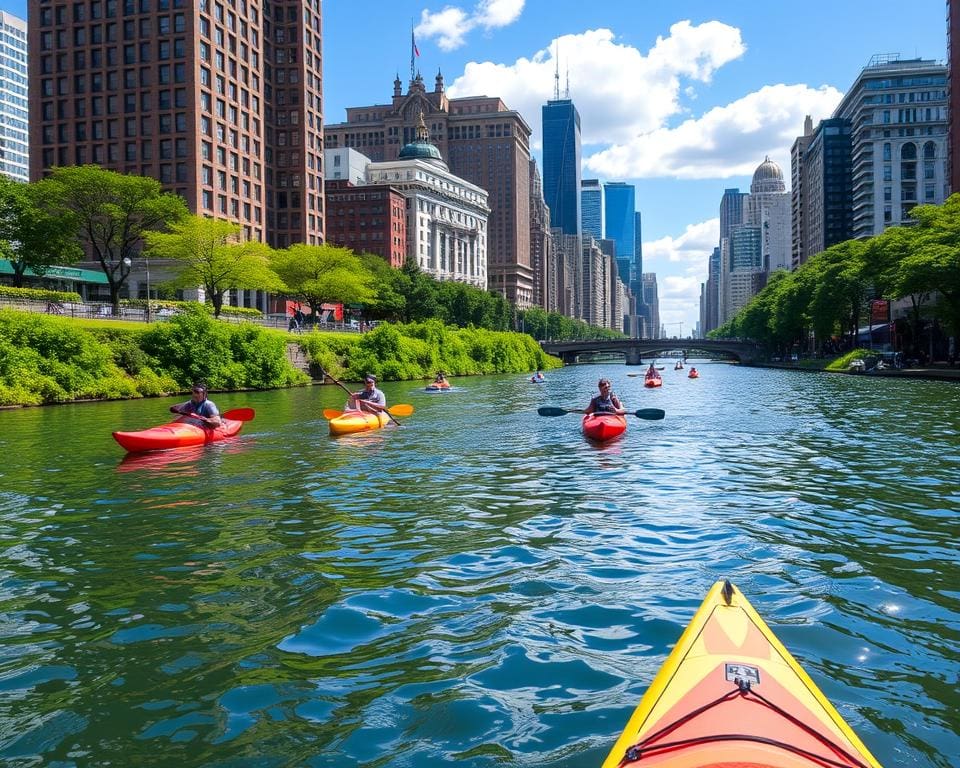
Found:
[712,194,960,359]
[0,306,559,407]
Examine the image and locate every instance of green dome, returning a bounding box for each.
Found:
[398,140,443,161]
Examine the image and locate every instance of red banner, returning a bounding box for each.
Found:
[870,300,889,324]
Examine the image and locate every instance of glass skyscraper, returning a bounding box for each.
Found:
[581,179,602,240]
[604,182,635,280]
[542,98,581,236]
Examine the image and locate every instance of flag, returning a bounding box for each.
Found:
[412,29,420,57]
[414,42,420,57]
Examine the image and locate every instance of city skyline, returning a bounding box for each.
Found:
[1,0,947,334]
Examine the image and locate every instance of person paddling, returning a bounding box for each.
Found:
[170,382,221,428]
[348,374,387,413]
[531,370,545,382]
[584,378,626,415]
[645,362,659,379]
[433,371,449,386]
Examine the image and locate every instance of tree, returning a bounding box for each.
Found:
[868,224,931,356]
[358,252,408,321]
[805,240,870,347]
[270,243,376,320]
[143,215,283,317]
[0,176,83,287]
[903,195,960,339]
[40,166,188,313]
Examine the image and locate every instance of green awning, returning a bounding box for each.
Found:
[0,259,109,285]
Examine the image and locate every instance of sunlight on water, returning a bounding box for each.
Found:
[0,364,958,765]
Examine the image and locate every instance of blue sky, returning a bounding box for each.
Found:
[2,0,946,333]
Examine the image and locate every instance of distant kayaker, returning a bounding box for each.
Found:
[585,378,626,415]
[434,372,449,386]
[349,374,387,413]
[531,370,545,382]
[170,382,222,427]
[646,362,658,378]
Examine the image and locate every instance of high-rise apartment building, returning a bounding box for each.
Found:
[791,115,814,269]
[949,0,960,193]
[801,118,853,261]
[324,73,533,306]
[832,55,947,238]
[529,159,552,310]
[640,273,660,339]
[0,11,28,182]
[580,178,602,240]
[542,97,581,237]
[28,0,325,253]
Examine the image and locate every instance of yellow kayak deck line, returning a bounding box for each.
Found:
[602,580,883,768]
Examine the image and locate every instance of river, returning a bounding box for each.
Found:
[0,362,957,767]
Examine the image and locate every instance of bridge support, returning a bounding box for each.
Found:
[625,349,644,366]
[561,351,579,365]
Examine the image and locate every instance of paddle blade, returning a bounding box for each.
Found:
[634,408,665,420]
[538,406,572,417]
[223,408,255,421]
[323,408,343,420]
[388,404,414,416]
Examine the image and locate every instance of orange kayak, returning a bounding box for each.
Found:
[602,580,882,768]
[644,376,662,388]
[328,409,390,435]
[582,413,627,442]
[113,418,244,452]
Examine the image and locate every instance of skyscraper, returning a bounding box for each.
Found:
[800,118,853,261]
[324,74,533,306]
[542,97,581,237]
[0,11,28,182]
[832,55,947,237]
[745,157,790,273]
[580,178,602,240]
[603,181,635,284]
[28,0,325,251]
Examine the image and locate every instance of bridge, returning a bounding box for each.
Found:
[539,338,762,365]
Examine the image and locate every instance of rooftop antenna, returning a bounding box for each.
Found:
[565,64,570,98]
[553,39,560,100]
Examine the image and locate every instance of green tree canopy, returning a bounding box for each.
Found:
[270,243,376,319]
[902,194,960,336]
[0,176,83,287]
[39,166,188,313]
[143,215,283,317]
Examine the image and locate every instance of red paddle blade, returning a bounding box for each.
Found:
[223,408,255,421]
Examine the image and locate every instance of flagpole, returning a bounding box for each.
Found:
[410,22,415,83]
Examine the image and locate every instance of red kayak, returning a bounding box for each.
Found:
[582,413,627,442]
[644,376,662,388]
[113,410,251,452]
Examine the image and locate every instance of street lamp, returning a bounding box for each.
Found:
[144,255,151,323]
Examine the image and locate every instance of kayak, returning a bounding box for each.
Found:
[602,580,883,768]
[425,383,451,392]
[644,376,662,388]
[113,417,245,453]
[329,409,390,435]
[688,371,700,379]
[582,413,627,442]
[531,376,546,384]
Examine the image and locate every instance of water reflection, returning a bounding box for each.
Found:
[0,368,957,766]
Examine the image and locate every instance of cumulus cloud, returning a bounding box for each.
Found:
[642,218,720,332]
[585,83,843,180]
[447,23,745,147]
[417,0,524,52]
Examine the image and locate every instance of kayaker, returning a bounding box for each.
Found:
[169,382,222,427]
[348,374,387,413]
[434,372,449,386]
[584,378,626,415]
[531,370,545,382]
[645,362,658,378]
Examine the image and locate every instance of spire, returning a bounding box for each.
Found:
[565,63,570,98]
[416,109,429,142]
[553,40,560,100]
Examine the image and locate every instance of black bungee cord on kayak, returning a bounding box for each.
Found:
[618,678,873,768]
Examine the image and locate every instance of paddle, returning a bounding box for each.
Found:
[171,406,255,425]
[323,404,414,420]
[537,406,665,420]
[327,374,403,426]
[627,371,664,377]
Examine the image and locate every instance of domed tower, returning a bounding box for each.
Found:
[398,110,446,168]
[750,155,785,194]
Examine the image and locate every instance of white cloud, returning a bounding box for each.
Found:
[585,83,843,181]
[417,0,524,52]
[447,23,745,148]
[642,218,718,333]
